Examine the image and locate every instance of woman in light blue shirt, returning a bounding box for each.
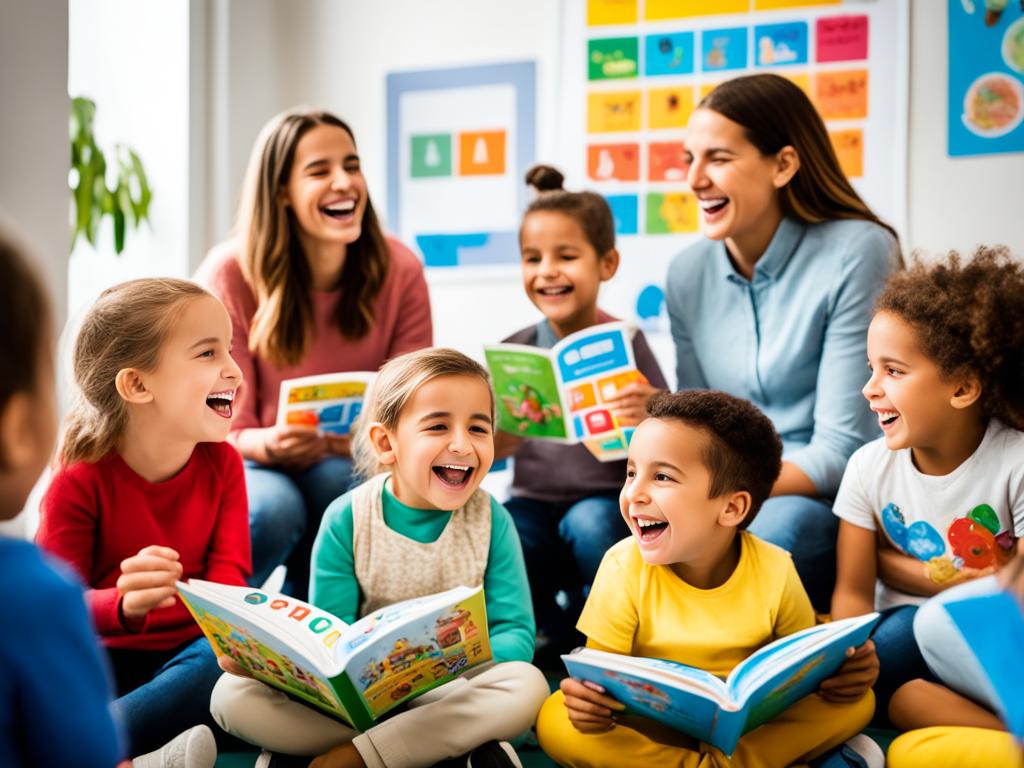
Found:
[666,74,900,612]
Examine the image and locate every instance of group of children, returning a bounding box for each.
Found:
[3,117,1024,768]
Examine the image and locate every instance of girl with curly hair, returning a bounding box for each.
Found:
[830,246,1024,736]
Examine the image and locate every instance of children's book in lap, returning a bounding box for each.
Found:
[177,580,490,730]
[484,321,641,462]
[943,589,1024,740]
[276,371,375,436]
[561,613,880,755]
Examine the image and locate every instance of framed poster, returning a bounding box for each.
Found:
[386,62,536,272]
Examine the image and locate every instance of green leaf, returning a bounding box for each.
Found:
[113,205,125,254]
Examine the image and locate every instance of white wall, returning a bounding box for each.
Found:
[908,3,1024,257]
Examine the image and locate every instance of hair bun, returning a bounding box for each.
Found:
[525,164,565,192]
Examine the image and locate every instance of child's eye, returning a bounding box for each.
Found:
[344,161,361,172]
[625,469,636,479]
[198,349,215,358]
[425,424,447,432]
[655,472,673,482]
[886,367,902,377]
[469,425,490,434]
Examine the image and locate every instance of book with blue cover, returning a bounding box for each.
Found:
[561,613,880,755]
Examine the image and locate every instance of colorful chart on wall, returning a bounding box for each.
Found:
[386,62,536,271]
[559,0,908,348]
[948,0,1024,157]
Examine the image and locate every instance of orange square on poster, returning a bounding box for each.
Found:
[588,143,640,181]
[458,131,506,176]
[569,383,598,412]
[646,0,746,20]
[830,128,863,178]
[648,142,689,181]
[648,86,694,130]
[815,70,868,120]
[588,91,643,133]
[588,0,637,25]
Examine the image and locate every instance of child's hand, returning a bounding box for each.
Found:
[560,677,625,733]
[117,545,183,620]
[262,424,327,466]
[325,433,351,458]
[818,640,878,703]
[603,378,660,426]
[217,655,254,679]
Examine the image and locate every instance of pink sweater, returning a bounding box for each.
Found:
[198,237,433,437]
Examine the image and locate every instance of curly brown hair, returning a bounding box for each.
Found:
[875,245,1024,430]
[646,390,782,527]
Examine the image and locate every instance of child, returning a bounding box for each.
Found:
[0,224,122,767]
[830,246,1024,727]
[210,348,549,767]
[537,390,879,768]
[36,278,252,764]
[498,164,668,660]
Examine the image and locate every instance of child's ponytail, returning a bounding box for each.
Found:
[521,164,615,257]
[58,278,211,465]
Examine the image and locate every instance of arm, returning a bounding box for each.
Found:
[309,493,361,623]
[484,499,537,663]
[385,244,433,358]
[831,520,878,619]
[772,461,818,498]
[785,229,898,497]
[202,445,253,586]
[876,540,988,597]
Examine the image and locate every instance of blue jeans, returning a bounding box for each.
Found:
[870,604,936,726]
[108,637,224,757]
[245,456,354,598]
[747,495,838,613]
[504,493,627,655]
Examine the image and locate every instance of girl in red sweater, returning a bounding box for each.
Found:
[37,278,251,766]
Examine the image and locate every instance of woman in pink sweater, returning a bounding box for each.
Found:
[198,108,432,597]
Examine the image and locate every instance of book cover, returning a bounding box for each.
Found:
[276,371,375,436]
[485,321,642,462]
[178,580,491,730]
[561,613,880,755]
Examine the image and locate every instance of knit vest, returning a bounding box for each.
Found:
[351,473,492,617]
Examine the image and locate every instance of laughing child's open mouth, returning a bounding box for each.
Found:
[432,463,474,488]
[206,389,235,419]
[635,516,669,542]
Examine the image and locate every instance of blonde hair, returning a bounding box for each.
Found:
[352,348,494,481]
[238,108,389,368]
[59,278,211,465]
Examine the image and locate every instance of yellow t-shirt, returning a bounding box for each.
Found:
[577,531,815,678]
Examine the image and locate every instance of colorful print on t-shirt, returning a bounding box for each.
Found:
[880,501,1017,584]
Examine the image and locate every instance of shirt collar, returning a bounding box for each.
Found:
[718,217,807,284]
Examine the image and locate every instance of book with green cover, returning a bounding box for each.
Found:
[177,580,490,730]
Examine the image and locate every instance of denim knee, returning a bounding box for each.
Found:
[245,464,306,586]
[559,495,625,583]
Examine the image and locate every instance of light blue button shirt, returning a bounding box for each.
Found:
[665,217,900,497]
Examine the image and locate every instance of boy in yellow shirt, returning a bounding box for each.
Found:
[537,390,879,768]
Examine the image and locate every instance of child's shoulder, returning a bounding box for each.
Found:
[501,322,540,346]
[0,538,83,614]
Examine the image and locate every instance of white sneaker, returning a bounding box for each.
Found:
[132,724,217,768]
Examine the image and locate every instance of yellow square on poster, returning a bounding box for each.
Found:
[699,82,721,100]
[588,91,642,133]
[648,86,694,130]
[646,0,747,21]
[588,0,637,26]
[830,128,864,178]
[783,72,811,96]
[754,0,839,9]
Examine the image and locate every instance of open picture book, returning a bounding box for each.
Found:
[177,580,490,730]
[484,321,642,462]
[276,371,375,437]
[561,613,880,755]
[943,588,1024,741]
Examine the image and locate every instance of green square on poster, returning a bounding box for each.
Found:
[410,134,452,178]
[588,37,639,80]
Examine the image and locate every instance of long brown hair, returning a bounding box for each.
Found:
[238,108,390,368]
[700,74,899,244]
[60,279,210,465]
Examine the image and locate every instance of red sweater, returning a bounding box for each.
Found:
[196,236,433,437]
[37,442,251,651]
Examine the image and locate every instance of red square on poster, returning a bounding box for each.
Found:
[587,143,640,181]
[648,142,689,182]
[816,16,868,63]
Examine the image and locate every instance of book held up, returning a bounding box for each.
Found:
[276,371,375,437]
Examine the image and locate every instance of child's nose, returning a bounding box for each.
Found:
[861,370,881,399]
[449,431,471,454]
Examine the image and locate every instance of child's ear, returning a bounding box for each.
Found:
[368,423,397,465]
[599,248,620,282]
[114,368,153,405]
[718,490,752,529]
[772,146,800,189]
[0,393,36,470]
[950,376,982,410]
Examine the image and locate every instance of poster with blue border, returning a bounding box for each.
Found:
[948,0,1024,157]
[386,62,536,269]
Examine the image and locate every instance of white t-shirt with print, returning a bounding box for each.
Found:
[834,419,1024,610]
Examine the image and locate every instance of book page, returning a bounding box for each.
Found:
[485,345,571,439]
[552,322,641,462]
[276,372,375,436]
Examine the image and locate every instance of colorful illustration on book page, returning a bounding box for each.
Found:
[282,380,369,436]
[486,349,569,439]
